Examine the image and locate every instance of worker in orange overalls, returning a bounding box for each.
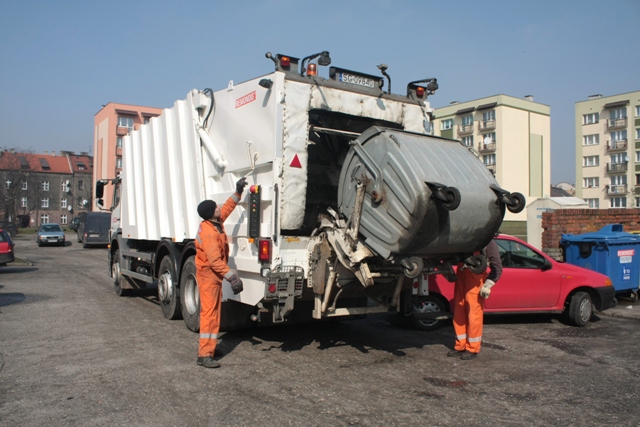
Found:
[448,238,502,360]
[195,177,247,368]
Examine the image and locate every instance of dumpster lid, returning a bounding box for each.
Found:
[560,224,640,244]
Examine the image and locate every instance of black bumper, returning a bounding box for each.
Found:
[0,252,15,264]
[594,286,617,311]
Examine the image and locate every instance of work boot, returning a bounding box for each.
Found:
[460,350,477,360]
[197,356,221,368]
[447,349,464,357]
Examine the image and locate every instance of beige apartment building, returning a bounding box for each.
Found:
[432,94,551,227]
[93,103,163,211]
[575,90,640,209]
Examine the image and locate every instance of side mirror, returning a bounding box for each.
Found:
[541,258,552,272]
[96,180,106,199]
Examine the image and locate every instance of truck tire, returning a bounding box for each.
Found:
[567,291,592,327]
[411,295,448,331]
[158,256,181,320]
[180,256,200,332]
[112,249,131,296]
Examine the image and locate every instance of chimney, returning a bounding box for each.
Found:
[44,151,48,155]
[51,151,56,156]
[588,94,603,99]
[524,95,534,101]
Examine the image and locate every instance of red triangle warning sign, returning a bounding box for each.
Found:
[290,154,302,168]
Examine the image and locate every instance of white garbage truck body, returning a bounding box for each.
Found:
[99,52,524,331]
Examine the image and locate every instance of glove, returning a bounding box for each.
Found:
[479,279,495,298]
[236,177,248,195]
[224,270,244,295]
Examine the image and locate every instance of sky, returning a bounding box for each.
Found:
[1,0,638,185]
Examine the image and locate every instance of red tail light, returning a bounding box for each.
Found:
[258,239,271,262]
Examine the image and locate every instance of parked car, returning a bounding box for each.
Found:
[411,234,617,330]
[36,223,66,247]
[76,212,111,248]
[69,217,81,231]
[0,221,19,236]
[0,229,15,265]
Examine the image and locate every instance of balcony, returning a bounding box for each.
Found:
[457,124,474,135]
[116,126,131,136]
[116,147,123,156]
[606,140,628,151]
[479,120,496,131]
[606,162,628,174]
[486,164,496,175]
[607,118,627,129]
[606,184,628,195]
[478,142,496,153]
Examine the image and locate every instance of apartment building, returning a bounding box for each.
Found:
[575,90,640,209]
[93,103,163,211]
[0,150,93,227]
[432,94,551,224]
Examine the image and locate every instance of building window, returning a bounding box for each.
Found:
[636,151,640,163]
[116,158,123,168]
[5,180,10,189]
[636,106,640,117]
[461,114,473,126]
[117,137,123,148]
[610,153,627,164]
[611,175,627,186]
[117,116,134,130]
[21,197,27,208]
[483,154,496,165]
[583,177,599,188]
[483,110,495,122]
[61,214,67,225]
[78,180,84,190]
[61,198,67,208]
[583,134,599,145]
[583,155,599,167]
[78,164,85,171]
[77,197,83,207]
[22,181,28,190]
[583,113,599,124]
[462,136,473,147]
[585,198,599,208]
[636,174,640,185]
[610,197,627,208]
[42,181,49,191]
[610,108,627,120]
[40,214,49,224]
[441,119,453,130]
[636,197,640,208]
[611,130,627,142]
[636,128,640,140]
[41,198,49,208]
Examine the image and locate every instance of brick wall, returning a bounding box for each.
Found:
[541,209,640,259]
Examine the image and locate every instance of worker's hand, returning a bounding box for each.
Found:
[479,279,495,298]
[236,177,248,195]
[224,270,244,294]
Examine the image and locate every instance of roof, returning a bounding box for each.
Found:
[0,151,92,174]
[550,186,572,197]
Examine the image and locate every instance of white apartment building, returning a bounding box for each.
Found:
[433,94,551,224]
[575,90,640,208]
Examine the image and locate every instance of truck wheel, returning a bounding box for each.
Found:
[112,249,131,296]
[411,295,447,331]
[180,256,200,332]
[158,257,181,320]
[568,291,592,327]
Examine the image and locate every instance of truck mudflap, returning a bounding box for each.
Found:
[337,126,525,259]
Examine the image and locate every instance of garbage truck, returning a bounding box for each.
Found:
[96,50,525,332]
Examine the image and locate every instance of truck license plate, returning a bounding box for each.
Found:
[338,72,375,88]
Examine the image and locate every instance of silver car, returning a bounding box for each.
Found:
[36,223,66,247]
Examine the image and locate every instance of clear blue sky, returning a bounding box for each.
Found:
[1,0,638,185]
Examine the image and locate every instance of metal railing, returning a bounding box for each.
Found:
[607,118,627,129]
[478,142,496,153]
[479,120,496,131]
[606,140,628,151]
[457,124,474,135]
[606,162,628,173]
[606,184,628,195]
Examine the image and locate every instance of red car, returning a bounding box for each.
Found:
[0,229,16,266]
[411,234,616,330]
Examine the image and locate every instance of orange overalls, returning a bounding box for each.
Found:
[452,263,488,354]
[195,194,239,359]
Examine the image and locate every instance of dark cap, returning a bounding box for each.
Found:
[197,200,217,220]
